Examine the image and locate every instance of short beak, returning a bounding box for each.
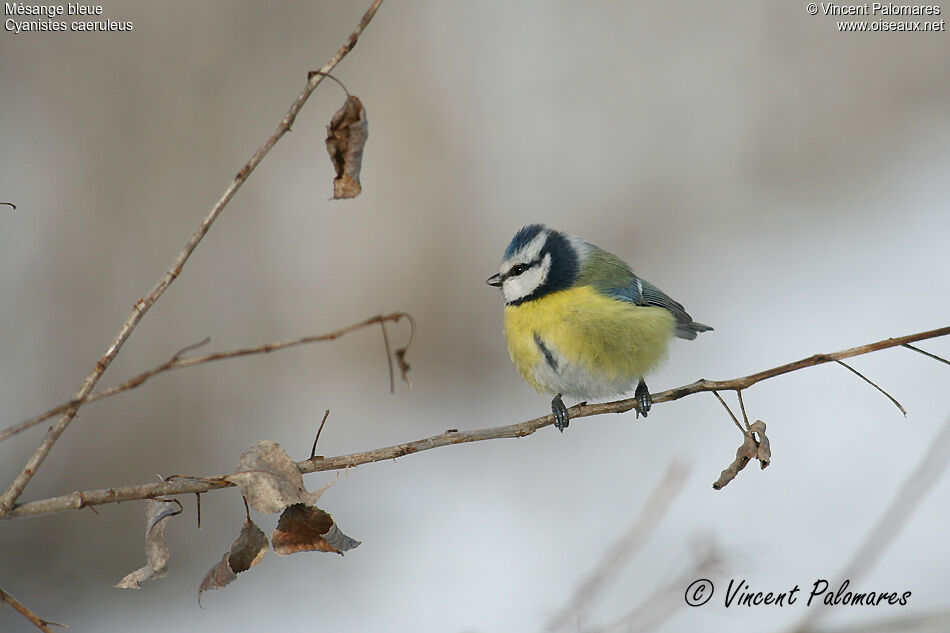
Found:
[486,273,503,287]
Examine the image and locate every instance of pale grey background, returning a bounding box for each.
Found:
[1,2,949,632]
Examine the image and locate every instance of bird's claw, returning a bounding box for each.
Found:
[552,393,570,432]
[635,379,651,418]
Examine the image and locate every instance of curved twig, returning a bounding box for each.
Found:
[2,325,946,520]
[0,313,411,444]
[834,359,906,416]
[0,0,388,516]
[903,342,950,367]
[306,71,352,97]
[0,587,65,632]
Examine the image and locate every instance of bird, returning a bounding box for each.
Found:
[486,224,712,432]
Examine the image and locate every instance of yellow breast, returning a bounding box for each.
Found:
[503,286,676,397]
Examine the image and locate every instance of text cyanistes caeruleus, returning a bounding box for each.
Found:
[487,224,712,431]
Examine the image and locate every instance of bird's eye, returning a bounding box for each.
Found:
[509,263,529,277]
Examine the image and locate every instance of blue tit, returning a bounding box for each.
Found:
[486,224,712,431]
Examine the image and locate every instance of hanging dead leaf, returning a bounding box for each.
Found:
[200,553,237,599]
[224,440,335,514]
[114,499,182,589]
[198,518,268,600]
[272,503,361,556]
[713,421,771,490]
[750,420,770,468]
[325,95,368,199]
[395,347,411,389]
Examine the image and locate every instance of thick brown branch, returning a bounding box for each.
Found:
[0,0,387,516]
[3,326,946,520]
[0,313,411,443]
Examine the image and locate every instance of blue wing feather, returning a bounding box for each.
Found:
[584,247,712,340]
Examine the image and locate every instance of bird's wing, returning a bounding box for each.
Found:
[582,248,712,340]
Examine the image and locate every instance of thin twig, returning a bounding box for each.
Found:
[834,359,907,416]
[788,414,950,633]
[380,320,395,394]
[544,461,690,633]
[1,312,411,444]
[711,391,745,434]
[0,0,388,516]
[306,71,351,97]
[903,343,950,367]
[587,325,950,417]
[171,336,212,361]
[0,587,66,632]
[2,326,948,520]
[736,389,751,431]
[579,542,724,633]
[310,409,332,460]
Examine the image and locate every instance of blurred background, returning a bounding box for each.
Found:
[2,1,949,631]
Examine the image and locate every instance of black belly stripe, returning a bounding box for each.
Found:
[533,333,558,372]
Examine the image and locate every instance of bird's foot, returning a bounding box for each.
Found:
[635,379,651,418]
[552,393,570,432]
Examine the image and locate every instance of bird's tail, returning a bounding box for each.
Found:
[675,321,713,340]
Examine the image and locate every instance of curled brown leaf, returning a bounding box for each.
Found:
[198,518,268,600]
[272,503,360,556]
[325,95,368,199]
[712,421,771,489]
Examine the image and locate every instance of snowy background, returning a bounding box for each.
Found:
[2,2,949,632]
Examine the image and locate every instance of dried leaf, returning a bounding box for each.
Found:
[325,95,368,199]
[198,518,268,600]
[115,499,182,589]
[395,347,412,389]
[750,420,771,468]
[712,434,756,490]
[272,503,360,556]
[713,421,772,489]
[200,553,236,598]
[224,440,334,514]
[227,519,268,572]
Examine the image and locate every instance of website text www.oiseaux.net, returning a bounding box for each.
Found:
[836,18,945,30]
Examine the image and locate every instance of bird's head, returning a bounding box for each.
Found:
[486,224,586,305]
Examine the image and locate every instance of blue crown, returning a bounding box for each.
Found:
[503,224,547,259]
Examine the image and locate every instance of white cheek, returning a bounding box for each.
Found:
[501,255,550,303]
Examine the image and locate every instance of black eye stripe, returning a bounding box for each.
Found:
[505,260,538,278]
